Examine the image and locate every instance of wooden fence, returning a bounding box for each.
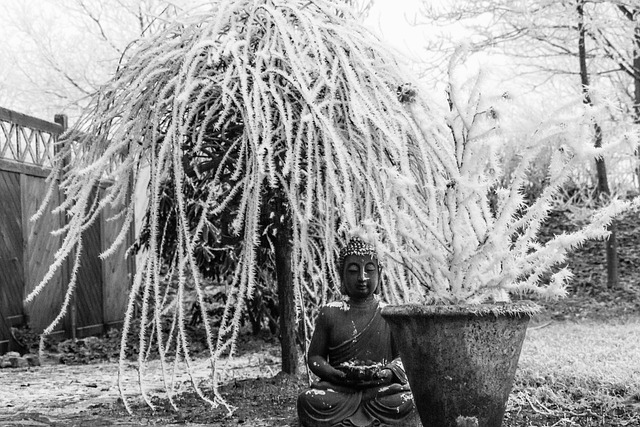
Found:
[0,107,134,354]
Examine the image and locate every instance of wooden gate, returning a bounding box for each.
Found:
[0,107,134,353]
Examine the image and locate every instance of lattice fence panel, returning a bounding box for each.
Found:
[0,107,135,349]
[0,108,61,167]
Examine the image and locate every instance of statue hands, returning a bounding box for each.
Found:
[335,367,394,388]
[312,357,395,388]
[360,368,393,387]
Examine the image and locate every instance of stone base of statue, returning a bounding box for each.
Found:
[381,302,533,427]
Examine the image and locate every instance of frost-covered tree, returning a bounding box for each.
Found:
[26,0,637,414]
[27,0,447,412]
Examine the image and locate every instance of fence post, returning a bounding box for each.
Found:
[53,114,77,340]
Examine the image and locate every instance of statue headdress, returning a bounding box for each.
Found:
[338,236,378,274]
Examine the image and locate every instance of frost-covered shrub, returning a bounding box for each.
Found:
[371,48,639,304]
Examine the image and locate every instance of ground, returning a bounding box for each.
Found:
[0,336,293,427]
[1,208,639,426]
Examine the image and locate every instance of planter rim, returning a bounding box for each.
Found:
[381,300,540,317]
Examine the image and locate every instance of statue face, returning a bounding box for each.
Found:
[342,254,379,301]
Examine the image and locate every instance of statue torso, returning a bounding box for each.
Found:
[320,298,395,365]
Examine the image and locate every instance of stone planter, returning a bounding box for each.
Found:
[381,302,533,427]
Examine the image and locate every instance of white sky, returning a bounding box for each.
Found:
[366,0,430,60]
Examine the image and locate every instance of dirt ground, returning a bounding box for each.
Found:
[0,343,293,427]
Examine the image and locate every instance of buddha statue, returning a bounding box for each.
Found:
[297,236,420,426]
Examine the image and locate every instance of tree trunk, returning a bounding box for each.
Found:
[272,190,299,375]
[577,1,620,289]
[634,21,640,190]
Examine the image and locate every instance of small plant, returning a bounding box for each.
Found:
[366,47,640,306]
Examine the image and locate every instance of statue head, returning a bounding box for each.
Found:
[338,236,380,300]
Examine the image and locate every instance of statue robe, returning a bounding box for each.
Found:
[297,300,418,427]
